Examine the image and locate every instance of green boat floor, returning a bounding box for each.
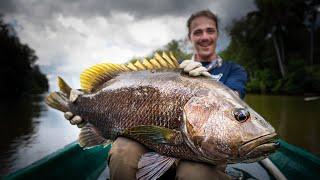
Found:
[3,142,111,180]
[3,139,320,180]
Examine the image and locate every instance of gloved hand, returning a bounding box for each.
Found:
[179,60,212,77]
[64,112,86,128]
[63,89,86,128]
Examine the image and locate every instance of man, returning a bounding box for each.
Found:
[180,10,247,99]
[65,10,247,180]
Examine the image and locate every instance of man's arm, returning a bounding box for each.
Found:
[224,63,248,99]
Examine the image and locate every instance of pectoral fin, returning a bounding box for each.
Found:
[124,125,183,145]
[137,152,177,180]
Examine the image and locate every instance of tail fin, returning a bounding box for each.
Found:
[45,92,69,112]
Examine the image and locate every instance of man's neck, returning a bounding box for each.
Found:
[194,53,218,62]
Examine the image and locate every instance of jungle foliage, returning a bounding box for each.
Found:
[0,15,48,99]
[220,0,320,94]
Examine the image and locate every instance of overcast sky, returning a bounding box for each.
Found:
[1,0,256,90]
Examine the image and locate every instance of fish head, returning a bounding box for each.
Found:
[182,88,278,164]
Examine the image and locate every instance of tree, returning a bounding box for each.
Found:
[304,1,320,65]
[221,0,320,94]
[0,15,48,99]
[245,0,301,77]
[151,39,192,62]
[128,39,191,64]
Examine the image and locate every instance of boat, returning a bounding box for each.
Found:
[3,139,320,180]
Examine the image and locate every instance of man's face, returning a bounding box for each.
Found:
[189,16,218,61]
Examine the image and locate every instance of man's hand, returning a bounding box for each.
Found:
[64,112,86,128]
[62,89,86,128]
[179,60,211,77]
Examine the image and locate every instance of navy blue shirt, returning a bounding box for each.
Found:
[201,61,248,99]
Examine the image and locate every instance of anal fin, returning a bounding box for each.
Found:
[137,152,177,180]
[79,123,111,149]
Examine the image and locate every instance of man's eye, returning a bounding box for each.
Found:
[207,28,216,34]
[193,30,202,36]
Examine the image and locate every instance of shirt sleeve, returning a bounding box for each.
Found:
[224,63,248,99]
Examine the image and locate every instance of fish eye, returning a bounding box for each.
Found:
[233,108,250,122]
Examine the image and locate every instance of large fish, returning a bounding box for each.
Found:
[46,52,278,179]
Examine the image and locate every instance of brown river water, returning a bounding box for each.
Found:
[0,94,319,176]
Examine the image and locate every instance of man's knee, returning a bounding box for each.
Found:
[108,137,148,180]
[175,160,231,180]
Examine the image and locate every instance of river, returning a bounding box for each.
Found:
[0,94,319,176]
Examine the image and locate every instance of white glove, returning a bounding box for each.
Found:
[64,112,86,128]
[179,60,211,77]
[63,89,86,128]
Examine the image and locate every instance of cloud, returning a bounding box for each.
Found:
[1,0,256,89]
[1,0,256,27]
[1,0,214,18]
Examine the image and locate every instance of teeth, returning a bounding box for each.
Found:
[199,43,211,47]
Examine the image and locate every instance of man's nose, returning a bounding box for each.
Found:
[200,32,210,40]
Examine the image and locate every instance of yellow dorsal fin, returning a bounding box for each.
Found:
[149,58,161,69]
[80,63,119,92]
[134,61,146,70]
[120,64,130,71]
[126,62,139,71]
[154,52,169,68]
[169,51,179,66]
[162,52,176,68]
[142,58,154,69]
[80,52,179,92]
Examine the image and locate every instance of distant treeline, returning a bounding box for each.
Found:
[136,0,320,95]
[0,15,48,99]
[220,0,320,95]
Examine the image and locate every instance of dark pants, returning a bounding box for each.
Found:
[108,137,231,180]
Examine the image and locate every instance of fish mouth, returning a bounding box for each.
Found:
[238,133,279,157]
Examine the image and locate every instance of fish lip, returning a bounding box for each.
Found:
[238,133,278,156]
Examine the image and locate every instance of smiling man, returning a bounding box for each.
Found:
[180,10,247,99]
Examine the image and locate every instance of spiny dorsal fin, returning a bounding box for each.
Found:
[80,52,179,93]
